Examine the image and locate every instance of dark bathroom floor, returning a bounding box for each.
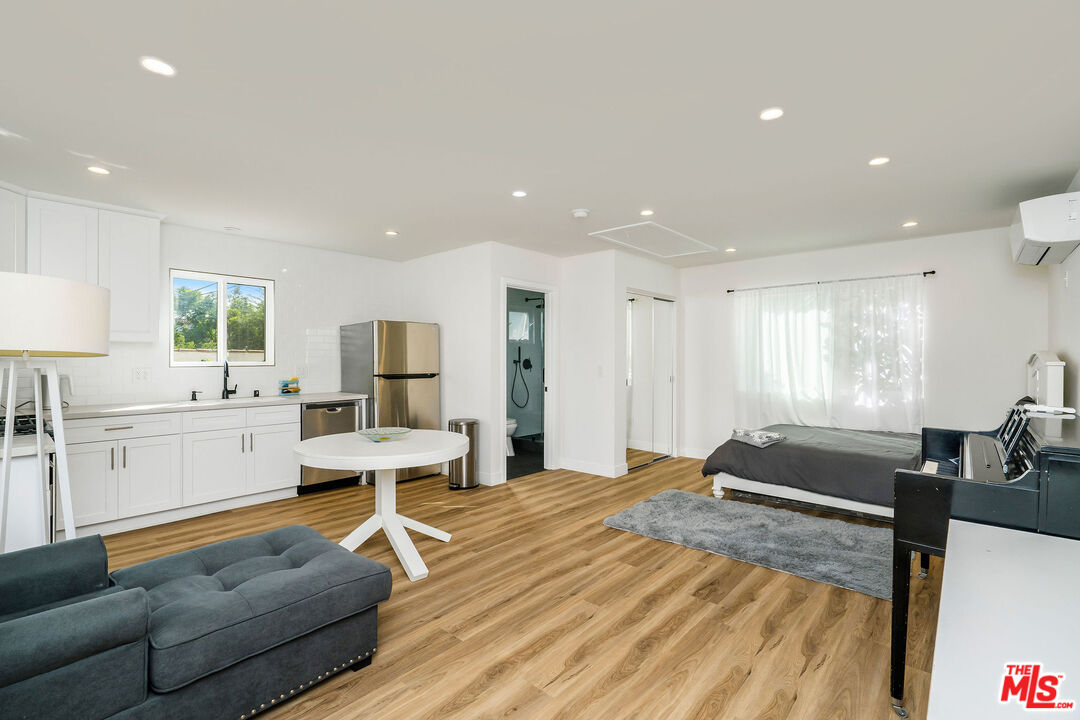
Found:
[507,435,545,479]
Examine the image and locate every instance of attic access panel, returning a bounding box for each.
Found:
[588,221,717,258]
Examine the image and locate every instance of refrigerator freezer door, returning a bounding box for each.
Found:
[376,321,440,376]
[376,375,442,480]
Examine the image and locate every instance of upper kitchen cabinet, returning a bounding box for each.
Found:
[0,186,25,272]
[26,197,161,342]
[27,198,99,283]
[98,210,160,342]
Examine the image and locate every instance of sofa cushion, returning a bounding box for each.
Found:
[110,525,391,693]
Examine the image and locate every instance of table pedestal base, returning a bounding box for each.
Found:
[339,468,451,581]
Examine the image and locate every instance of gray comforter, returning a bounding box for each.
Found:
[700,424,921,507]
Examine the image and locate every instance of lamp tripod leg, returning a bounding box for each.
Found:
[46,364,76,540]
[0,360,17,552]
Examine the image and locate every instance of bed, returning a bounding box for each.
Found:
[701,424,923,519]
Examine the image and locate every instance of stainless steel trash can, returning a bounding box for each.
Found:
[448,418,479,489]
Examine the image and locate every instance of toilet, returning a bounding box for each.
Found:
[505,418,517,456]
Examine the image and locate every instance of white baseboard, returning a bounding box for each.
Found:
[679,447,712,460]
[57,488,298,540]
[560,458,621,478]
[478,470,505,486]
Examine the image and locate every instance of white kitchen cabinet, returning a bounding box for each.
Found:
[183,428,248,505]
[26,198,99,284]
[118,435,182,518]
[98,210,161,342]
[26,198,161,343]
[59,440,119,529]
[0,186,25,272]
[247,423,301,493]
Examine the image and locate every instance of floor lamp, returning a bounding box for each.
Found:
[1,271,110,551]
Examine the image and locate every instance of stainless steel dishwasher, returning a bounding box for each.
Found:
[299,399,367,491]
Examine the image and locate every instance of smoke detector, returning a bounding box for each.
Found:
[571,208,590,219]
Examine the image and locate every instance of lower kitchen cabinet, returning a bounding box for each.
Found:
[61,440,119,529]
[248,423,301,493]
[118,435,182,518]
[183,428,248,505]
[183,423,300,506]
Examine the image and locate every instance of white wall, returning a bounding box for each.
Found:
[559,249,678,477]
[53,224,402,407]
[1048,250,1080,409]
[679,227,1050,458]
[1047,170,1080,408]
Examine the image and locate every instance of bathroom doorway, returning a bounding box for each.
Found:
[506,286,547,479]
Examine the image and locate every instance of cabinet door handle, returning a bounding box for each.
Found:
[122,445,127,469]
[110,446,115,470]
[105,425,133,432]
[241,433,245,453]
[250,432,254,451]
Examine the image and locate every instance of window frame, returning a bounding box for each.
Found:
[169,269,276,368]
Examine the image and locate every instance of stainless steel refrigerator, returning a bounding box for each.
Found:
[340,320,441,481]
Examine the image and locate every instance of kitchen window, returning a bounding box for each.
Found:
[170,270,275,366]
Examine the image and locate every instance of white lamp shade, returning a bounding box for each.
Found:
[0,271,110,357]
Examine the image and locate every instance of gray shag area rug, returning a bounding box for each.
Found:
[603,489,891,599]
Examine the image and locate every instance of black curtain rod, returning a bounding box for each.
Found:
[726,270,935,294]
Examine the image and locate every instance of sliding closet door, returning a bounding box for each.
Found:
[652,299,675,457]
[627,294,654,454]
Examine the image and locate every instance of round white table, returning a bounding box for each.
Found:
[294,429,469,581]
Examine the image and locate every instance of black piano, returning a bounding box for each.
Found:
[890,401,1080,717]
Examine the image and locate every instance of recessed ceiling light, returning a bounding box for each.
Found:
[511,190,527,198]
[868,156,891,166]
[281,268,288,273]
[139,56,176,77]
[224,226,241,232]
[87,166,110,175]
[902,220,918,228]
[385,230,399,237]
[639,209,654,217]
[725,247,737,253]
[759,107,784,121]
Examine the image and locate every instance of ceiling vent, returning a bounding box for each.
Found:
[588,221,717,258]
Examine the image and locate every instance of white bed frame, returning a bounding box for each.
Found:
[710,471,893,519]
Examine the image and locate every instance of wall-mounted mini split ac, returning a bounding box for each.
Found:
[589,221,717,259]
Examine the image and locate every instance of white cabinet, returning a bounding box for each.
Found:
[26,198,160,343]
[183,428,248,505]
[248,423,301,493]
[183,422,301,505]
[98,210,160,342]
[26,198,98,284]
[59,440,119,529]
[118,435,182,518]
[0,186,25,272]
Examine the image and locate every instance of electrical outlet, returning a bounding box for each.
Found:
[132,368,151,383]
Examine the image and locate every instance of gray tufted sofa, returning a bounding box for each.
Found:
[0,525,392,720]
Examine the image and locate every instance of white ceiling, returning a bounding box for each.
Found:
[2,1,1079,267]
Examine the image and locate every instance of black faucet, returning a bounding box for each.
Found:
[222,361,237,400]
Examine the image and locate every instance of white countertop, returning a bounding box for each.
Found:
[1,433,55,458]
[927,520,1080,718]
[295,429,468,471]
[59,391,368,420]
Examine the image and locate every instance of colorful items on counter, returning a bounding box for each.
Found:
[279,376,301,395]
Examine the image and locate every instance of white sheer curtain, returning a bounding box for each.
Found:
[734,275,925,433]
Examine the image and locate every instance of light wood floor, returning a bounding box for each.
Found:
[626,448,669,469]
[104,458,940,720]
